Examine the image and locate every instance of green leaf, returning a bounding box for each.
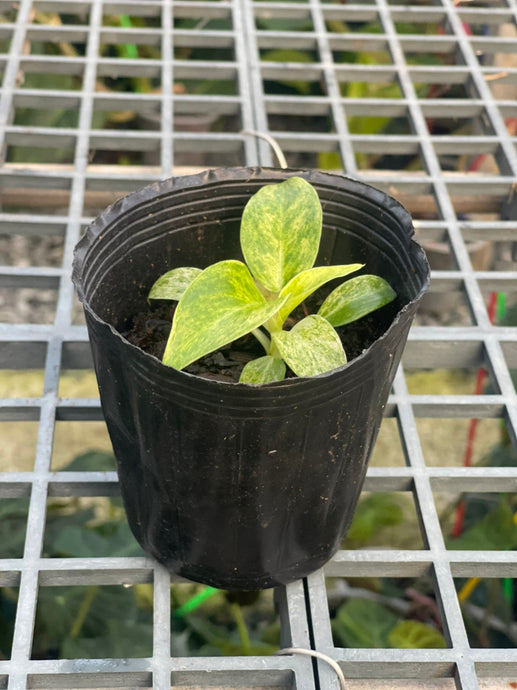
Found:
[318,275,396,327]
[239,356,286,384]
[60,618,153,659]
[52,526,110,558]
[276,263,363,326]
[33,584,143,657]
[148,267,202,302]
[272,315,346,378]
[0,499,29,558]
[163,260,287,371]
[332,598,399,648]
[0,498,28,521]
[446,499,517,551]
[52,523,142,558]
[345,493,404,544]
[388,620,447,649]
[63,450,116,472]
[240,177,322,293]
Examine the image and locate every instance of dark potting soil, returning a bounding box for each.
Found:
[123,297,397,383]
[123,301,261,382]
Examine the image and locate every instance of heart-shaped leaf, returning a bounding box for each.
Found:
[148,266,202,302]
[271,314,346,378]
[388,620,446,649]
[163,260,287,371]
[332,598,399,649]
[239,356,286,384]
[318,274,396,327]
[275,263,363,327]
[240,176,322,293]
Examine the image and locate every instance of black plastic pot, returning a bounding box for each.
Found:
[72,167,429,590]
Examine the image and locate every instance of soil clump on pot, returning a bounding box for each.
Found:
[123,296,398,383]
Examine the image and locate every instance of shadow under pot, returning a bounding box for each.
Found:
[72,167,429,590]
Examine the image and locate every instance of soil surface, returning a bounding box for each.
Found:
[122,296,396,383]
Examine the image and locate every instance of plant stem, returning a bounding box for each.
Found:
[265,312,284,335]
[251,328,271,354]
[269,339,282,360]
[231,603,251,655]
[70,585,99,638]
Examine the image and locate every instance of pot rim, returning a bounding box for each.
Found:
[72,166,430,391]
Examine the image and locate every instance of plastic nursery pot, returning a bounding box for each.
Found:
[72,167,429,590]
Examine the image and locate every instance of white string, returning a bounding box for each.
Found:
[241,129,288,169]
[275,647,347,690]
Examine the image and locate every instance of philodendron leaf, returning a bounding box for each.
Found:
[239,356,286,384]
[345,493,404,545]
[388,620,446,649]
[332,598,399,649]
[272,314,346,378]
[445,500,517,551]
[318,274,396,327]
[148,267,202,302]
[276,263,363,327]
[163,260,287,371]
[240,176,322,293]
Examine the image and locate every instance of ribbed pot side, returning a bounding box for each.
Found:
[73,167,429,590]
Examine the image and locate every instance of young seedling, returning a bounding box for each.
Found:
[149,176,396,384]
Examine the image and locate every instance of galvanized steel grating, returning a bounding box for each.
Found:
[0,0,516,688]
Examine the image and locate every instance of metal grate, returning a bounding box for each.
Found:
[0,0,516,688]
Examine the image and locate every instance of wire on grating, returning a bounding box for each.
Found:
[241,130,288,169]
[275,648,347,690]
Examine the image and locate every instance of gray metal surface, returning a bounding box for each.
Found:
[0,0,516,688]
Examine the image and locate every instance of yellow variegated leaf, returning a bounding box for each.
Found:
[275,263,363,327]
[318,274,396,327]
[148,267,202,302]
[240,176,322,293]
[163,260,287,371]
[272,314,346,378]
[239,356,286,384]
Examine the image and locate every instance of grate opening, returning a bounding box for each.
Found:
[327,572,448,651]
[414,280,475,326]
[31,583,154,660]
[25,677,151,690]
[453,577,517,650]
[57,370,99,399]
[369,418,407,468]
[169,586,281,657]
[1,421,39,473]
[0,586,18,660]
[0,501,29,559]
[5,141,77,166]
[417,418,509,468]
[0,287,58,324]
[41,494,141,560]
[405,364,499,394]
[342,490,426,551]
[0,370,45,399]
[436,489,517,552]
[51,422,113,471]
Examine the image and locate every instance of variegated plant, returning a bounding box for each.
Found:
[148,176,396,384]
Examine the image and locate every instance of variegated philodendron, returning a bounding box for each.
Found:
[148,177,396,384]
